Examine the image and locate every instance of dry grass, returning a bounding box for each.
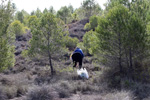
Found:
[1,54,150,100]
[53,80,73,98]
[129,82,150,100]
[16,85,28,97]
[74,81,99,94]
[103,90,133,100]
[26,85,58,100]
[0,88,7,100]
[1,85,28,99]
[3,86,17,99]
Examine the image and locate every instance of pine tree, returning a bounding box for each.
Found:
[27,13,69,75]
[83,0,150,80]
[0,0,15,71]
[57,6,71,24]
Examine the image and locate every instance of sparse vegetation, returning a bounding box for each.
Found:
[27,85,57,100]
[0,0,150,100]
[103,90,133,100]
[0,88,7,100]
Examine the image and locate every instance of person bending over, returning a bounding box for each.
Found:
[70,47,84,69]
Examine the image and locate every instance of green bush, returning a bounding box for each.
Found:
[84,15,99,30]
[89,15,99,30]
[8,20,25,36]
[83,30,99,55]
[65,37,79,50]
[0,39,15,72]
[84,23,91,30]
[27,15,38,28]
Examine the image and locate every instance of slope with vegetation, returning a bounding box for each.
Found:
[0,0,150,100]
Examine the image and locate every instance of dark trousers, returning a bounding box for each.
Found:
[72,53,83,68]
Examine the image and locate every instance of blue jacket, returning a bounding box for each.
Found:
[73,48,84,58]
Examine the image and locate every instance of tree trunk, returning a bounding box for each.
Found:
[125,48,130,68]
[129,47,134,80]
[65,18,67,24]
[125,47,130,79]
[118,32,122,90]
[48,49,54,75]
[118,33,122,74]
[47,34,54,75]
[119,48,122,73]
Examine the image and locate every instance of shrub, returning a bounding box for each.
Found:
[16,85,28,97]
[89,15,99,30]
[4,86,17,99]
[57,88,71,98]
[0,88,7,100]
[0,39,15,72]
[54,81,72,98]
[34,70,51,85]
[84,15,99,31]
[75,82,95,93]
[84,23,91,30]
[8,20,25,36]
[129,82,150,100]
[103,91,133,100]
[65,37,79,50]
[27,85,57,100]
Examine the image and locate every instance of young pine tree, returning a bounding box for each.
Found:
[0,0,15,71]
[28,13,69,75]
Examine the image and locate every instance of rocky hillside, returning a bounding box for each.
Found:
[68,19,89,41]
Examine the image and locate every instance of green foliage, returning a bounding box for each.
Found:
[74,8,86,20]
[27,13,70,73]
[83,1,150,80]
[0,0,15,72]
[84,15,99,30]
[57,6,72,24]
[95,5,129,55]
[9,20,25,36]
[0,39,15,71]
[89,15,99,30]
[48,6,56,15]
[84,23,91,30]
[43,8,48,14]
[105,0,130,11]
[31,11,35,15]
[74,0,102,20]
[16,11,24,23]
[65,37,79,50]
[27,15,38,28]
[83,30,99,55]
[68,4,74,14]
[81,0,102,18]
[14,10,29,26]
[34,8,42,18]
[72,13,78,20]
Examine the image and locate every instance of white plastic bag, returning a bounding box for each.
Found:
[77,68,89,79]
